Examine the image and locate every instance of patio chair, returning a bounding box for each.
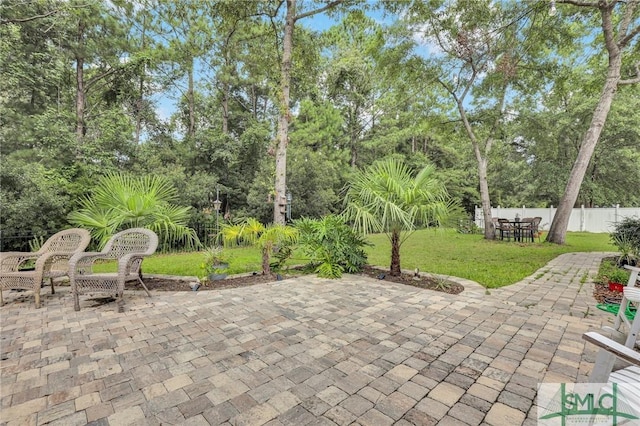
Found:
[582,332,640,414]
[69,228,158,311]
[0,228,91,308]
[518,217,542,243]
[496,218,514,241]
[601,265,640,342]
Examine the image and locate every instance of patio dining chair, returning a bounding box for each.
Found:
[496,218,514,241]
[0,228,91,308]
[69,228,158,311]
[518,217,542,243]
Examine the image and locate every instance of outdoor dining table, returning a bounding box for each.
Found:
[505,220,534,242]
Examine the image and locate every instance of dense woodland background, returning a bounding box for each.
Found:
[1,0,639,246]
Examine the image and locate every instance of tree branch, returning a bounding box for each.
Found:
[599,1,619,56]
[294,0,345,22]
[620,61,640,84]
[558,0,598,6]
[619,24,640,47]
[0,9,58,24]
[617,0,638,42]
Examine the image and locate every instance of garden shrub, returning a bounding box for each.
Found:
[610,216,640,266]
[295,215,369,278]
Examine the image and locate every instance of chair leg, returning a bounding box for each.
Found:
[50,277,55,294]
[35,290,41,309]
[138,277,151,297]
[73,290,80,311]
[0,288,3,306]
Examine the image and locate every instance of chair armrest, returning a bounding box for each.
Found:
[583,331,640,367]
[69,252,111,274]
[0,252,40,271]
[117,253,149,274]
[624,265,640,273]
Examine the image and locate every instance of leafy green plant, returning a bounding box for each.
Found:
[68,173,199,250]
[434,276,452,291]
[295,215,369,278]
[606,268,630,285]
[221,218,298,275]
[342,158,457,276]
[28,236,45,252]
[610,216,640,266]
[611,233,639,267]
[596,258,630,285]
[200,246,231,275]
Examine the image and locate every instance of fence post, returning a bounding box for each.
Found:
[522,205,526,219]
[549,205,554,230]
[615,204,620,226]
[581,204,585,232]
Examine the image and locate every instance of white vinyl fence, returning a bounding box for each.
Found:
[474,205,640,233]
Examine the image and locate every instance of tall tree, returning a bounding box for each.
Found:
[272,0,349,224]
[406,0,560,239]
[547,0,640,244]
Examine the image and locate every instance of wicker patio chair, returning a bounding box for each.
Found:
[0,228,91,308]
[69,228,158,311]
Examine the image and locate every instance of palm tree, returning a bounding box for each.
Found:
[69,173,199,249]
[221,218,297,275]
[343,158,455,276]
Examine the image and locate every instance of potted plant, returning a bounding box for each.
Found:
[607,268,630,292]
[200,246,230,282]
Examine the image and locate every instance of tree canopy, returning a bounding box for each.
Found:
[1,0,638,248]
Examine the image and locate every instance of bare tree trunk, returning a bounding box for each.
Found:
[546,53,622,244]
[456,95,500,240]
[350,143,357,168]
[273,0,295,225]
[272,0,345,224]
[75,20,85,154]
[187,58,195,138]
[134,13,147,145]
[75,55,84,147]
[390,228,401,276]
[222,80,229,134]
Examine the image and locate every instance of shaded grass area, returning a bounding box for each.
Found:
[97,229,615,288]
[364,229,615,288]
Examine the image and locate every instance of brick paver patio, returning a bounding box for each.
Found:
[0,252,618,425]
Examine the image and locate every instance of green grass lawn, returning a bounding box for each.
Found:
[364,229,615,288]
[131,228,615,288]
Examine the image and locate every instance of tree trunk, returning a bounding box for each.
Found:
[456,97,498,241]
[390,228,401,276]
[135,13,147,145]
[222,80,229,134]
[546,51,623,243]
[75,54,85,149]
[477,157,495,240]
[273,0,295,225]
[187,57,195,138]
[262,247,271,276]
[75,20,85,154]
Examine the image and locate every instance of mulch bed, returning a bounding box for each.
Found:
[129,265,464,295]
[593,282,640,304]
